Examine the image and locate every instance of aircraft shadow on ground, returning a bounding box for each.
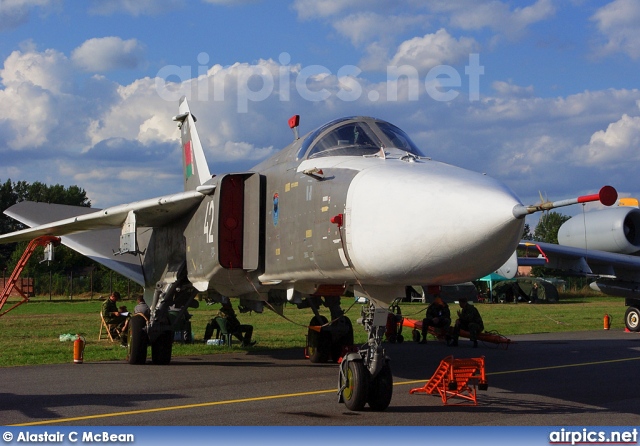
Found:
[0,392,184,420]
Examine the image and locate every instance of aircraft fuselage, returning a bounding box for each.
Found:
[181,116,525,304]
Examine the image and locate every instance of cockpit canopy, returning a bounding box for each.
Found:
[296,117,425,160]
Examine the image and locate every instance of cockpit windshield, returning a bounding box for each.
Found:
[307,122,381,159]
[299,117,425,160]
[376,122,424,157]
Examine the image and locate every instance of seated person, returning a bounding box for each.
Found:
[420,296,451,343]
[203,318,220,343]
[210,302,256,347]
[451,297,484,348]
[101,291,129,346]
[134,296,151,318]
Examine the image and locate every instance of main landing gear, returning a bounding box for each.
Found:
[338,303,393,411]
[127,263,198,365]
[305,296,354,363]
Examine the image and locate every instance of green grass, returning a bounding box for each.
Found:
[0,293,629,367]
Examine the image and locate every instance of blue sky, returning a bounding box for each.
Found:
[0,0,639,227]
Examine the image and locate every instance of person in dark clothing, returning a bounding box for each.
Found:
[213,302,255,347]
[101,291,129,346]
[451,297,484,348]
[529,283,539,304]
[420,296,451,344]
[134,296,151,318]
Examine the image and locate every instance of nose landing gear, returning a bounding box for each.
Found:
[338,304,393,411]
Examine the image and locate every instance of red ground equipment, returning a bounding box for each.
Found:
[74,334,86,364]
[402,317,512,347]
[0,236,61,318]
[410,355,488,405]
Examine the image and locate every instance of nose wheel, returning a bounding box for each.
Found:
[338,303,393,411]
[339,359,368,410]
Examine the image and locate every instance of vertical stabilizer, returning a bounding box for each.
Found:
[173,96,212,191]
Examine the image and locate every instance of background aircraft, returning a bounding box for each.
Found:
[0,97,614,411]
[519,199,640,331]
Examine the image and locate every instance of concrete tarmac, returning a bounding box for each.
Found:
[2,329,640,426]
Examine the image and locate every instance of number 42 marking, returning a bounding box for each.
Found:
[203,200,215,243]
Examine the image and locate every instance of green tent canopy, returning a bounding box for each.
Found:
[477,273,509,303]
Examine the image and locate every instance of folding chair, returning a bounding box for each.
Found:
[99,312,118,342]
[214,317,234,346]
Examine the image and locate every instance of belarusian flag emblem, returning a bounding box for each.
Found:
[184,140,193,178]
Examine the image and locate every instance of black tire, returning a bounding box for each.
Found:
[412,329,420,343]
[625,307,640,332]
[341,360,368,411]
[127,315,148,365]
[330,316,354,363]
[396,334,404,343]
[151,330,173,365]
[307,315,330,363]
[367,362,393,411]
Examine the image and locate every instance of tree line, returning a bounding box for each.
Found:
[0,179,142,299]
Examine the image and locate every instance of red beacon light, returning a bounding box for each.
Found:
[288,115,300,140]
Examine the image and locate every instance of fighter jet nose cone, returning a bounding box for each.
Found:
[345,161,523,285]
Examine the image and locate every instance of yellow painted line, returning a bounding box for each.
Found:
[486,355,640,376]
[11,355,640,426]
[11,389,335,426]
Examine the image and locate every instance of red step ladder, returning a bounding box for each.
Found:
[0,236,61,318]
[410,355,488,405]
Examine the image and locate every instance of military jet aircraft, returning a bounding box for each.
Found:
[519,199,640,331]
[0,97,615,411]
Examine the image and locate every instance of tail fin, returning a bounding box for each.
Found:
[173,96,212,191]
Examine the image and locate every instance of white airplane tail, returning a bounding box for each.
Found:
[174,96,212,191]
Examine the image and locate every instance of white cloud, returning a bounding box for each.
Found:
[390,29,479,72]
[0,48,76,150]
[332,12,427,47]
[84,76,175,149]
[576,113,640,166]
[431,0,556,38]
[492,80,535,98]
[591,0,640,59]
[71,37,146,72]
[0,0,54,30]
[0,48,72,93]
[218,141,274,161]
[292,0,374,20]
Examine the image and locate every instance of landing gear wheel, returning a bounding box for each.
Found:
[127,315,148,365]
[330,316,354,363]
[151,330,173,365]
[412,329,420,343]
[307,315,330,363]
[625,306,640,332]
[341,360,368,411]
[367,362,393,411]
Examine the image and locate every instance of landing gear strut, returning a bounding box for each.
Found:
[135,262,198,365]
[338,303,392,411]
